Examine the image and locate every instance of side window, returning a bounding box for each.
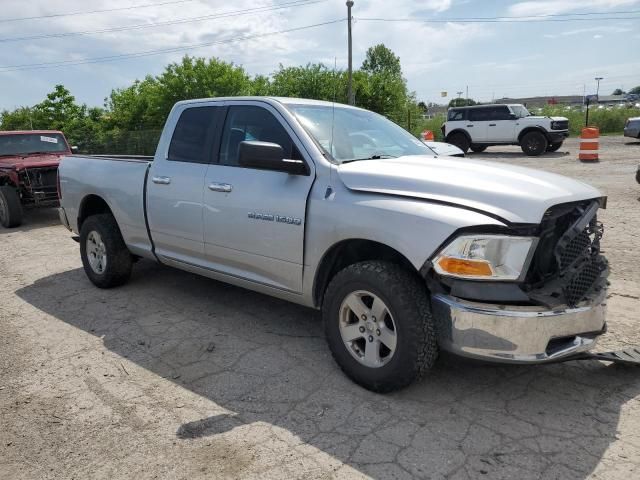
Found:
[448,109,465,121]
[468,108,490,122]
[490,106,512,121]
[219,105,299,167]
[167,106,218,163]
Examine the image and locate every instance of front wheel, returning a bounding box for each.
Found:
[520,131,548,156]
[546,142,563,152]
[470,144,487,153]
[447,132,470,153]
[80,214,133,288]
[0,185,23,228]
[322,261,438,392]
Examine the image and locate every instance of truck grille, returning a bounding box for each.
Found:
[19,167,60,206]
[552,120,569,130]
[526,200,607,308]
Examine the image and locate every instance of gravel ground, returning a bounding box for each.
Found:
[1,135,639,480]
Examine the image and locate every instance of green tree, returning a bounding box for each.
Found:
[612,88,625,95]
[448,98,477,107]
[361,44,402,77]
[628,86,640,95]
[33,85,83,131]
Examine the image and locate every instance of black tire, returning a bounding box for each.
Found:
[0,185,23,228]
[520,131,548,156]
[470,144,487,153]
[80,214,133,288]
[447,132,470,153]
[546,142,563,152]
[322,261,438,392]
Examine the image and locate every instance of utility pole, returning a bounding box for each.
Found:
[456,91,463,106]
[465,85,469,105]
[346,1,354,105]
[595,76,603,99]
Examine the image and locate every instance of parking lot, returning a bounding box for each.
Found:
[1,135,639,479]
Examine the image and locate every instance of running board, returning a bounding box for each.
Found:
[567,348,640,365]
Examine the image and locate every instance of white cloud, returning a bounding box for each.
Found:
[509,0,640,16]
[543,25,633,38]
[593,34,604,38]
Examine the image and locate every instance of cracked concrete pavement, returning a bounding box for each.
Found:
[1,136,639,479]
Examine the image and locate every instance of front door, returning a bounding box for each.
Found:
[202,103,314,293]
[486,105,516,142]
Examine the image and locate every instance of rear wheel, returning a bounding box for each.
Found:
[546,142,563,152]
[520,131,548,156]
[322,261,438,392]
[0,185,23,228]
[447,132,470,153]
[80,214,132,288]
[470,144,487,153]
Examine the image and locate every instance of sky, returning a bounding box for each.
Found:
[0,0,639,110]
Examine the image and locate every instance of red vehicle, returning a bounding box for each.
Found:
[0,130,75,228]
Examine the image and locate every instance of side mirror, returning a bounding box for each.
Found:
[238,141,307,175]
[509,113,517,120]
[71,146,79,153]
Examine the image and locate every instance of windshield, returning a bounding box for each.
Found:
[0,133,69,156]
[287,104,432,163]
[510,105,530,118]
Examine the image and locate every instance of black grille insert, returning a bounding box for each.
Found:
[526,200,607,308]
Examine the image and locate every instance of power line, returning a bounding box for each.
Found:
[0,0,199,23]
[358,12,640,24]
[0,0,325,43]
[0,19,345,72]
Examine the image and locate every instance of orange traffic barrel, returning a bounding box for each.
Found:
[422,130,435,141]
[579,127,599,162]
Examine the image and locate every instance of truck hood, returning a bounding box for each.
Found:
[337,156,602,224]
[523,115,567,122]
[0,152,65,170]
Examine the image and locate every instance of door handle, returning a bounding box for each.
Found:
[466,125,473,127]
[208,182,233,193]
[151,176,171,185]
[489,124,496,126]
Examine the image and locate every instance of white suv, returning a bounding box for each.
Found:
[442,104,569,156]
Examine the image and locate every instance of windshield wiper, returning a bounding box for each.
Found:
[19,151,59,157]
[342,154,397,163]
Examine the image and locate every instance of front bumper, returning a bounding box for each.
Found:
[547,130,570,143]
[431,288,607,364]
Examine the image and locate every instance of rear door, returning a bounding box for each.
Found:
[202,102,314,293]
[486,106,516,142]
[146,105,224,265]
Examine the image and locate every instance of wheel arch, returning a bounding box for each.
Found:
[312,238,419,308]
[445,129,472,143]
[77,194,115,231]
[518,126,548,143]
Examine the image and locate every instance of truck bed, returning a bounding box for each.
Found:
[58,154,154,258]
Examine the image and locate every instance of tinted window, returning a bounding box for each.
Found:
[485,106,512,121]
[447,109,465,121]
[168,107,218,163]
[220,106,297,167]
[468,107,492,122]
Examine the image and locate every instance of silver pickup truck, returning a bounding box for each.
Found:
[58,97,609,392]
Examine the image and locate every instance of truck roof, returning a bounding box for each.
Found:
[449,104,523,110]
[0,130,65,136]
[173,96,362,109]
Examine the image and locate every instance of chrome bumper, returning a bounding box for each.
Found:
[431,289,607,364]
